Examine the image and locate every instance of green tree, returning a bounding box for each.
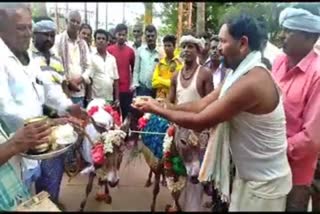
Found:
[31,2,48,18]
[157,3,178,37]
[220,3,292,45]
[205,2,228,34]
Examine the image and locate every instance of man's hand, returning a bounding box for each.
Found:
[131,97,160,113]
[73,76,84,85]
[67,104,88,121]
[113,99,120,108]
[67,79,81,92]
[130,85,137,93]
[10,120,52,153]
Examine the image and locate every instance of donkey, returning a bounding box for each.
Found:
[172,126,229,212]
[125,111,168,212]
[126,110,166,188]
[78,101,131,212]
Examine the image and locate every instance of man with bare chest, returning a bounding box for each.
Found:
[167,34,213,211]
[168,35,213,104]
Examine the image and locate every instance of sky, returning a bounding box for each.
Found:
[46,2,163,31]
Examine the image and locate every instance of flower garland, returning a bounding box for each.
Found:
[88,105,121,128]
[138,113,169,159]
[101,130,126,154]
[138,113,151,130]
[91,130,126,166]
[163,125,187,193]
[103,105,121,127]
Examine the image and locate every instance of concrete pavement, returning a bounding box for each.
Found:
[59,152,180,211]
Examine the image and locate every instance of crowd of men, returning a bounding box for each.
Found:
[0,2,320,212]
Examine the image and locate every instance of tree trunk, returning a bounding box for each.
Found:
[144,3,153,26]
[196,2,205,35]
[177,3,183,41]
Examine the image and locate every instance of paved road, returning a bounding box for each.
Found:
[60,151,176,211]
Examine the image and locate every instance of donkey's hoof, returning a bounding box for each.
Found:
[161,180,167,187]
[165,204,179,212]
[203,201,214,209]
[104,195,112,204]
[95,193,106,202]
[145,180,152,187]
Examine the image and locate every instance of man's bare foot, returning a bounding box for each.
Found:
[145,179,152,187]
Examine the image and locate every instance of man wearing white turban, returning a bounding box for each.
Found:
[272,6,320,211]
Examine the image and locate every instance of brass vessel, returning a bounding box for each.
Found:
[24,116,48,126]
[24,116,50,154]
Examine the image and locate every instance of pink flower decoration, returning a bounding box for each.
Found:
[88,106,99,117]
[138,117,148,130]
[91,143,105,165]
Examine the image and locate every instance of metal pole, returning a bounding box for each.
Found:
[105,3,108,30]
[65,2,69,14]
[95,2,99,30]
[84,2,88,23]
[122,2,125,23]
[55,3,60,33]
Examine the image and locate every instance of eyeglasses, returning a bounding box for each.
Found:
[133,30,140,33]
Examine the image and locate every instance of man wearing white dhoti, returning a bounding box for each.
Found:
[132,14,292,211]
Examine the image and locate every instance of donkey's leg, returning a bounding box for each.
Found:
[104,181,112,204]
[165,191,182,212]
[161,170,167,187]
[173,191,182,212]
[150,172,161,212]
[80,172,95,212]
[145,168,153,187]
[95,178,107,201]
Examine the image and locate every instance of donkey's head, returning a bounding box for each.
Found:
[174,126,209,183]
[94,129,127,188]
[87,99,129,188]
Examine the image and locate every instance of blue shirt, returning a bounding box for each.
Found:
[133,45,161,89]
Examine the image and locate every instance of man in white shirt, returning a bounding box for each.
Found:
[0,3,84,202]
[54,11,91,108]
[82,29,120,103]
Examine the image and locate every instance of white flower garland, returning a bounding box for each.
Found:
[100,129,126,154]
[163,129,187,193]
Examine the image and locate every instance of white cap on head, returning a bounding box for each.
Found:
[179,35,205,50]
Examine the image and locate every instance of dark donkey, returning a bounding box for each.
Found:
[125,110,169,212]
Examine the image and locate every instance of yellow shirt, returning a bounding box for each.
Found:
[152,52,183,99]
